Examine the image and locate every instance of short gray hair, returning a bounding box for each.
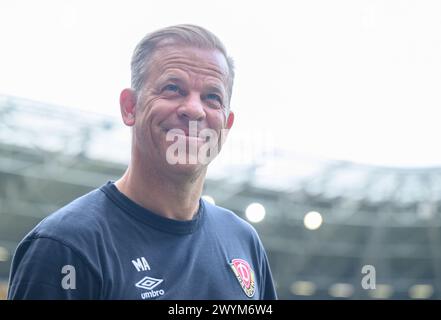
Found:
[131,24,235,107]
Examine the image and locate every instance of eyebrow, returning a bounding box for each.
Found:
[159,76,186,85]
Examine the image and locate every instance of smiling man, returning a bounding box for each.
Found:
[8,25,277,300]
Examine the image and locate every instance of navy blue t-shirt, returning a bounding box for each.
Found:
[8,181,277,300]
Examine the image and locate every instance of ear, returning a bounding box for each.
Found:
[120,88,137,126]
[225,110,234,130]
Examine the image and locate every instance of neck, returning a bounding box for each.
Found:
[115,158,206,221]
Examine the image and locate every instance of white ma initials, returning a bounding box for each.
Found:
[132,257,151,272]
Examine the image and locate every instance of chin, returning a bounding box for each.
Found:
[165,161,207,180]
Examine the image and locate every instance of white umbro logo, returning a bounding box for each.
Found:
[135,276,163,290]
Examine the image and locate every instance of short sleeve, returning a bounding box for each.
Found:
[8,237,101,300]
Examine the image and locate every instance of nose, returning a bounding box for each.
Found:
[177,92,206,121]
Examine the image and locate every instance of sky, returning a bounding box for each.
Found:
[1,0,441,167]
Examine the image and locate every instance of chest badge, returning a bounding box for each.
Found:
[229,258,255,298]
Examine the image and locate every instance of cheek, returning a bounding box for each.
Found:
[208,112,227,131]
[135,96,164,125]
[138,94,158,115]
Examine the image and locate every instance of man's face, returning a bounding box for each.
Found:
[131,45,234,177]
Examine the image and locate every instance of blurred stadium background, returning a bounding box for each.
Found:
[1,94,440,300]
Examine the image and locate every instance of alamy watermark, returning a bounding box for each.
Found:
[164,120,277,166]
[61,265,76,290]
[165,121,225,165]
[361,264,376,290]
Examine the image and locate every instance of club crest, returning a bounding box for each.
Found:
[229,258,255,298]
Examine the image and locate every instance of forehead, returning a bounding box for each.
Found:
[147,46,229,85]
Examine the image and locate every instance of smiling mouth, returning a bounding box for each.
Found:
[163,127,196,137]
[163,127,207,141]
[175,134,207,143]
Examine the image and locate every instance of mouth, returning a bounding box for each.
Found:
[162,127,206,142]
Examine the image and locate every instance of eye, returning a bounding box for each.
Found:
[205,93,223,108]
[162,84,180,93]
[206,93,222,102]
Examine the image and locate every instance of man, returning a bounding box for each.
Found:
[8,24,277,300]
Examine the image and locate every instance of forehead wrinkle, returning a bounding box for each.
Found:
[159,61,227,81]
[155,48,228,77]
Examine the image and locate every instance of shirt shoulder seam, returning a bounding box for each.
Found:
[25,234,102,284]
